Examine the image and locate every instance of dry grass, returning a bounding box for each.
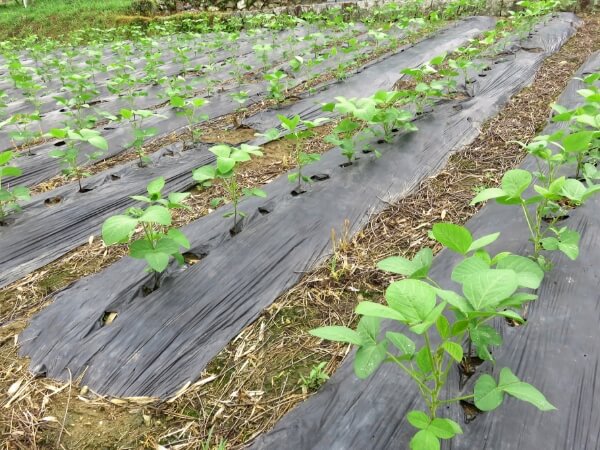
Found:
[1,13,599,450]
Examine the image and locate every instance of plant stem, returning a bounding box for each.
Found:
[439,394,475,405]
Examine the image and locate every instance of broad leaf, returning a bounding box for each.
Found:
[102,215,138,245]
[309,326,363,346]
[431,223,472,255]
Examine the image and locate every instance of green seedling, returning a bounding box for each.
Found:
[230,91,250,126]
[323,92,416,162]
[299,362,330,392]
[120,109,166,167]
[1,113,42,154]
[192,144,266,230]
[264,70,288,104]
[170,96,209,145]
[0,151,30,221]
[261,114,329,193]
[311,223,554,450]
[102,177,190,277]
[471,128,600,267]
[47,127,108,192]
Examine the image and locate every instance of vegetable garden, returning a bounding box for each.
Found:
[1,0,600,448]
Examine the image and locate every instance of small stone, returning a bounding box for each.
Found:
[237,0,246,9]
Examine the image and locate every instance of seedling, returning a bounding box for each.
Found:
[102,177,191,277]
[120,109,166,167]
[47,127,108,192]
[192,144,266,230]
[323,92,416,162]
[1,113,42,154]
[264,70,288,104]
[471,127,600,267]
[299,362,330,392]
[230,91,250,126]
[262,114,329,193]
[0,151,30,221]
[311,223,554,450]
[170,96,209,146]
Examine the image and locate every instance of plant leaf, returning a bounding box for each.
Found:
[309,326,363,345]
[431,223,472,255]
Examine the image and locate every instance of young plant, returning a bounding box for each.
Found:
[101,177,191,276]
[472,127,600,267]
[170,96,209,146]
[0,151,30,221]
[264,70,288,104]
[192,144,266,230]
[299,362,330,392]
[323,92,416,163]
[311,223,554,450]
[230,90,250,126]
[47,128,108,192]
[262,114,329,193]
[120,109,166,167]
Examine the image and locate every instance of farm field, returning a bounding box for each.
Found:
[1,0,600,449]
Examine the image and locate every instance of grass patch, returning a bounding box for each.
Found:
[0,0,134,40]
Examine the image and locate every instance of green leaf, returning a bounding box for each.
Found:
[501,169,532,198]
[355,301,406,322]
[415,346,433,373]
[474,374,504,411]
[144,251,170,272]
[462,269,518,310]
[87,135,108,151]
[496,255,544,289]
[385,279,437,323]
[428,418,462,439]
[471,187,507,205]
[436,289,472,314]
[354,340,387,379]
[102,215,138,245]
[407,410,430,429]
[0,166,21,178]
[468,232,500,252]
[436,315,450,339]
[0,151,14,165]
[410,429,440,450]
[431,223,472,255]
[309,326,363,345]
[441,341,463,362]
[562,130,593,153]
[147,177,165,195]
[192,165,217,183]
[385,331,415,356]
[167,228,190,249]
[377,248,432,279]
[139,205,171,225]
[217,156,236,174]
[451,255,490,284]
[498,367,556,411]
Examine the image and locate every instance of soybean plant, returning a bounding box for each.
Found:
[192,144,265,229]
[120,109,166,167]
[264,70,288,104]
[102,177,191,275]
[47,127,108,192]
[323,91,416,163]
[311,223,554,450]
[0,151,30,220]
[262,114,328,193]
[551,72,600,178]
[170,96,209,146]
[472,131,600,268]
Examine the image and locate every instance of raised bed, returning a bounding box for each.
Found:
[249,49,600,450]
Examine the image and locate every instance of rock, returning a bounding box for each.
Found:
[237,0,246,9]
